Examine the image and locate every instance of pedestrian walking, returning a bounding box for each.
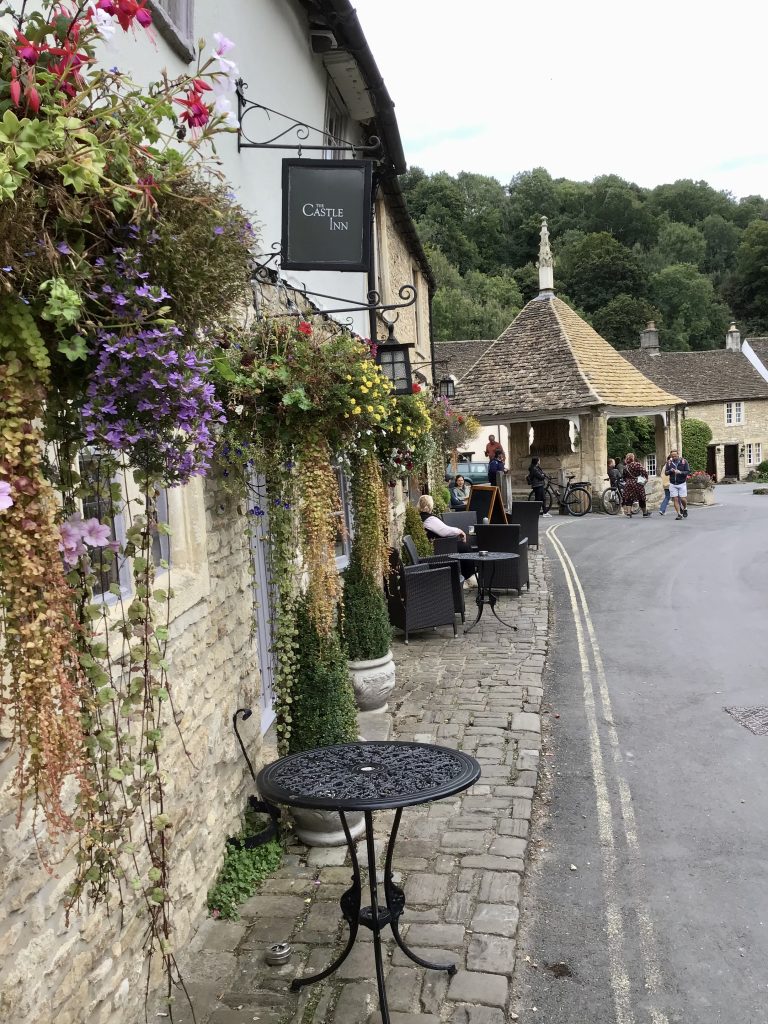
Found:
[665,448,691,520]
[487,448,506,485]
[527,456,551,516]
[658,455,671,515]
[621,452,651,518]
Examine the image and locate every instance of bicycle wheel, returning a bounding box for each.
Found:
[601,487,620,515]
[528,488,553,514]
[565,485,592,517]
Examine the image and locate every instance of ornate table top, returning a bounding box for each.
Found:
[445,551,518,561]
[257,741,481,811]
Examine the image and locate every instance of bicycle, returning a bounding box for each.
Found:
[528,473,592,517]
[601,476,624,516]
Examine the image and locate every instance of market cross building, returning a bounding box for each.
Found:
[446,219,685,493]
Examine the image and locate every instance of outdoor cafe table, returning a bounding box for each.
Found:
[446,550,519,633]
[257,741,481,1024]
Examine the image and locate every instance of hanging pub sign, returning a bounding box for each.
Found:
[281,158,372,272]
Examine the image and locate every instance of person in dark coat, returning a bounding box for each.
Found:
[527,457,550,516]
[487,449,506,485]
[621,452,650,517]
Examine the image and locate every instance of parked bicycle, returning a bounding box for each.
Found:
[528,473,592,517]
[601,476,624,516]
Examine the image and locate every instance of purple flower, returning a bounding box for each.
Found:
[1,266,12,273]
[81,518,112,547]
[113,294,128,306]
[135,284,151,298]
[213,226,225,236]
[56,242,72,255]
[0,480,13,510]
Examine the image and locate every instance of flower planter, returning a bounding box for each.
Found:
[291,806,365,847]
[687,479,716,505]
[348,650,396,712]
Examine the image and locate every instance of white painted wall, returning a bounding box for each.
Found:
[104,0,372,335]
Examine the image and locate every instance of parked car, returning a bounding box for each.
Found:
[444,460,489,484]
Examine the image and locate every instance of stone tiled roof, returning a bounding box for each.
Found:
[454,295,683,418]
[623,348,768,403]
[746,337,768,371]
[435,339,495,381]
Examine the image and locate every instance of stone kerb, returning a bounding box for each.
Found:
[169,549,550,1024]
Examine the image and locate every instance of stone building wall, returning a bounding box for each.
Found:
[0,479,262,1024]
[685,398,768,477]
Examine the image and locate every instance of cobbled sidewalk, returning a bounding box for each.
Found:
[175,549,549,1024]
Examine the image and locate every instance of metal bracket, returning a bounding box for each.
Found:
[236,80,381,157]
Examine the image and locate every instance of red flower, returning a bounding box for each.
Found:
[175,87,211,128]
[26,84,41,114]
[15,33,47,65]
[9,69,21,107]
[411,382,421,394]
[114,0,152,30]
[457,416,464,424]
[297,321,313,336]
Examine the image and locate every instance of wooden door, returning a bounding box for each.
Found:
[724,444,739,478]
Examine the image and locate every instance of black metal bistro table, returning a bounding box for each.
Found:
[257,741,481,1023]
[447,551,519,633]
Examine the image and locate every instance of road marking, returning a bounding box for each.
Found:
[547,523,670,1024]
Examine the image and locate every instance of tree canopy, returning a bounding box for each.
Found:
[400,168,768,349]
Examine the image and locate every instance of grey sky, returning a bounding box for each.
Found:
[353,0,768,199]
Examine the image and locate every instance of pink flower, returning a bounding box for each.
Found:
[0,480,13,510]
[81,517,112,547]
[213,32,236,56]
[298,321,313,336]
[59,516,87,567]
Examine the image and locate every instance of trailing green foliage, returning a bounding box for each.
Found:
[403,503,432,561]
[402,166,768,346]
[342,544,391,662]
[288,597,358,754]
[207,809,283,921]
[681,418,713,471]
[607,417,655,462]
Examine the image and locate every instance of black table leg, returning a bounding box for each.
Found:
[464,563,517,633]
[386,810,457,975]
[364,809,390,1023]
[290,811,361,990]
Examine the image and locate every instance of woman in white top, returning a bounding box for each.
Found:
[416,495,475,582]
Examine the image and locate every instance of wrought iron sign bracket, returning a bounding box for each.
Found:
[270,283,417,320]
[236,80,381,158]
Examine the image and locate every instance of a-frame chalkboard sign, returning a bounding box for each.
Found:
[467,484,507,524]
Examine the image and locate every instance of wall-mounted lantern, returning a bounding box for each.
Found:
[375,320,414,395]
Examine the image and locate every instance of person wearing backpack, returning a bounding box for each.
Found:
[527,456,549,516]
[665,448,691,520]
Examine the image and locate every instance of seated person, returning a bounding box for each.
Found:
[417,495,475,581]
[449,474,471,510]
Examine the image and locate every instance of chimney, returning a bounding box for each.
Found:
[725,322,741,352]
[640,321,660,354]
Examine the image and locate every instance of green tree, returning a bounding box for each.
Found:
[456,172,514,272]
[591,294,661,349]
[607,417,655,461]
[701,214,742,277]
[557,232,648,312]
[587,174,658,247]
[649,179,733,226]
[650,220,706,269]
[681,418,713,471]
[432,268,522,340]
[726,220,768,331]
[650,264,731,350]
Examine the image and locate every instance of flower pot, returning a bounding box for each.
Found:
[347,650,396,712]
[687,479,716,505]
[291,806,365,847]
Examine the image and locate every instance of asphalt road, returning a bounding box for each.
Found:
[511,485,768,1024]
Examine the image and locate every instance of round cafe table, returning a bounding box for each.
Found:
[446,550,519,633]
[257,741,481,1024]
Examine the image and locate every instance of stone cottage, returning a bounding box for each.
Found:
[0,4,432,1023]
[624,324,768,479]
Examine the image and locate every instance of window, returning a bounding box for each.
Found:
[746,443,762,466]
[333,468,353,569]
[725,401,744,425]
[151,0,195,61]
[150,488,171,573]
[645,453,657,476]
[324,89,348,160]
[79,453,128,599]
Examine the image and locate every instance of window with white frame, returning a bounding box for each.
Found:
[725,401,744,425]
[333,468,353,569]
[151,0,194,61]
[324,88,348,160]
[746,442,763,466]
[645,453,657,476]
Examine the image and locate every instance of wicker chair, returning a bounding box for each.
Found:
[402,535,465,623]
[441,511,478,536]
[474,524,530,594]
[386,553,458,644]
[508,501,542,548]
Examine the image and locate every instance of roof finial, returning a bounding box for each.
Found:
[538,216,554,295]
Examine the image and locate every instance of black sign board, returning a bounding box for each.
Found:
[281,159,372,272]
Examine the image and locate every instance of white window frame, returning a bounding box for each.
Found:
[78,451,131,603]
[725,400,744,425]
[324,85,349,161]
[151,0,195,62]
[746,442,762,466]
[645,453,657,476]
[333,467,354,570]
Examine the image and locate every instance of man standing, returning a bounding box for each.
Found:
[484,433,505,461]
[665,448,691,520]
[488,448,506,485]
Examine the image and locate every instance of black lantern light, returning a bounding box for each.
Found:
[375,319,414,395]
[437,375,456,400]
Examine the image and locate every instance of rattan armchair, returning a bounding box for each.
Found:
[386,553,458,644]
[474,524,530,594]
[402,535,465,623]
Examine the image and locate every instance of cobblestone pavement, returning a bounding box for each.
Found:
[175,549,548,1024]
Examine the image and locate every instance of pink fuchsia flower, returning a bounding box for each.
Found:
[298,321,313,336]
[175,87,211,129]
[81,517,112,547]
[213,32,236,56]
[0,480,13,510]
[15,32,47,65]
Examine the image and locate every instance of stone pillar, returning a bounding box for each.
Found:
[578,412,608,494]
[672,407,684,454]
[507,421,531,486]
[655,414,667,474]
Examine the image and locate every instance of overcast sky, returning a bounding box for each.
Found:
[353,0,768,199]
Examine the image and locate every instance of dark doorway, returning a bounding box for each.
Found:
[706,445,717,479]
[724,444,740,478]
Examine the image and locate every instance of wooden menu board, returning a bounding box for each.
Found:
[467,484,507,524]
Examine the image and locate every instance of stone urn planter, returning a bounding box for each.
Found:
[291,806,365,847]
[348,650,396,712]
[687,475,716,505]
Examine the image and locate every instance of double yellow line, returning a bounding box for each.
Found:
[547,523,669,1024]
